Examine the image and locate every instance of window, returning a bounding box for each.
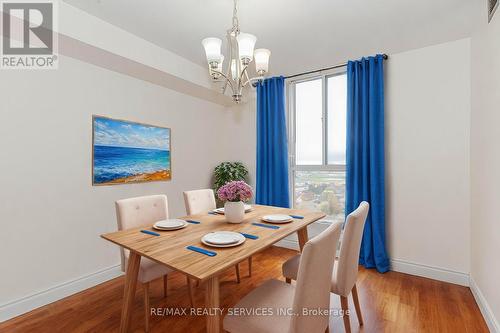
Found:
[295,78,322,165]
[289,72,347,224]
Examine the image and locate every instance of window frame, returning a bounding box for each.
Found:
[286,68,347,212]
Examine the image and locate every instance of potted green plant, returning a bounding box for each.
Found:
[214,162,248,190]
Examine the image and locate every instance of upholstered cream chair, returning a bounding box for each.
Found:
[282,201,370,333]
[223,221,342,333]
[115,194,194,332]
[183,189,217,216]
[183,189,252,282]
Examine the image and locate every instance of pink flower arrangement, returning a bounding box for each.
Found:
[217,181,253,202]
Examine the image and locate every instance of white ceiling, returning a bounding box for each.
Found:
[63,0,476,76]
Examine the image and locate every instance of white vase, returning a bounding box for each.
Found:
[224,201,245,223]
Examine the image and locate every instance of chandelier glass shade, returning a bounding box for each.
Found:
[201,0,270,103]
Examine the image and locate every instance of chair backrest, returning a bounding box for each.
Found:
[115,195,169,270]
[183,189,216,215]
[291,222,342,333]
[334,201,369,296]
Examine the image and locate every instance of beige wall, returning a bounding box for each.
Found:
[0,54,249,319]
[470,7,500,331]
[386,39,471,278]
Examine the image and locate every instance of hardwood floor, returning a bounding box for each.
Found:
[0,246,488,333]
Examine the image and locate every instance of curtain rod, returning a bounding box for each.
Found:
[284,53,388,80]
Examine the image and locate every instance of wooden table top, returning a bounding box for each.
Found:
[101,205,325,280]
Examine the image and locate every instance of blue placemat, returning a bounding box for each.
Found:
[186,246,216,257]
[252,222,280,230]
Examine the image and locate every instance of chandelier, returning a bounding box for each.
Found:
[201,0,271,103]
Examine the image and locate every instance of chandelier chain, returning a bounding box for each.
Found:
[231,0,239,33]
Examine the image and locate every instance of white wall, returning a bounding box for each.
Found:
[386,39,471,283]
[225,99,257,187]
[470,8,500,332]
[0,54,248,320]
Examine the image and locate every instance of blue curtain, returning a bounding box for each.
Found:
[256,76,290,208]
[346,55,389,273]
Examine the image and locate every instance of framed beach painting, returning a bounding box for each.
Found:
[92,116,171,185]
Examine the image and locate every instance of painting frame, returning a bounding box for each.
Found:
[92,115,172,186]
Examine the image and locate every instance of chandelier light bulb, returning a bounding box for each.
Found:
[231,59,238,80]
[236,33,257,65]
[202,37,223,65]
[254,48,271,75]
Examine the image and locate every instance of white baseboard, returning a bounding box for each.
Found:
[469,276,500,333]
[0,264,123,323]
[274,240,470,286]
[390,259,469,286]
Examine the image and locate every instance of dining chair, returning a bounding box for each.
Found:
[223,221,342,333]
[115,194,194,332]
[183,189,252,283]
[282,201,370,333]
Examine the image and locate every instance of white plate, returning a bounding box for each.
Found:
[213,208,225,214]
[153,219,187,230]
[203,231,241,244]
[201,231,246,248]
[213,205,252,215]
[262,214,293,224]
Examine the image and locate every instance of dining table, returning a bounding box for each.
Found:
[101,204,326,333]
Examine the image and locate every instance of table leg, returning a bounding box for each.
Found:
[248,256,252,277]
[119,251,141,333]
[297,226,309,252]
[205,275,220,333]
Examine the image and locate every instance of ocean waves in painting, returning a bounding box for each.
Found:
[93,145,170,184]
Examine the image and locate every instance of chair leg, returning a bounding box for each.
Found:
[248,256,252,277]
[325,326,330,333]
[235,263,241,283]
[163,275,168,298]
[340,295,351,333]
[352,284,364,326]
[143,282,150,333]
[187,276,195,308]
[285,277,291,284]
